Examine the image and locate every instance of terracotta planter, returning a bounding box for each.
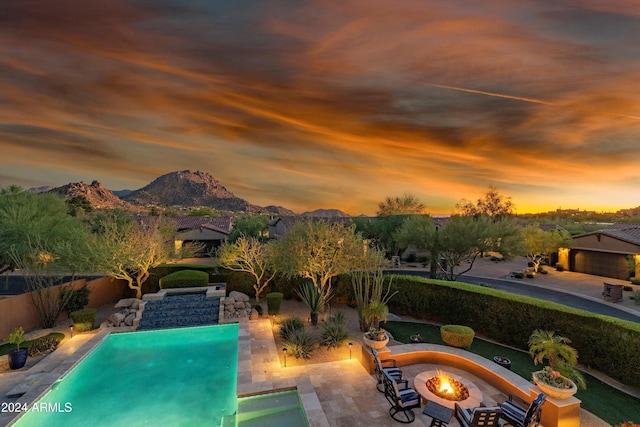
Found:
[532,371,577,400]
[363,334,389,350]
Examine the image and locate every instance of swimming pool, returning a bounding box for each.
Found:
[236,390,310,427]
[13,324,238,427]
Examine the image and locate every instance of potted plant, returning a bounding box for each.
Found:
[493,355,511,370]
[528,329,586,399]
[362,301,390,349]
[7,327,28,370]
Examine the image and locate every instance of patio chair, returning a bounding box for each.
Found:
[499,393,546,427]
[371,348,403,392]
[454,403,502,427]
[382,370,421,423]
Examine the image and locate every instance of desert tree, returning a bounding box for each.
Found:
[520,224,572,272]
[376,194,426,216]
[269,219,367,295]
[227,215,269,243]
[90,215,190,298]
[217,234,276,302]
[456,186,514,219]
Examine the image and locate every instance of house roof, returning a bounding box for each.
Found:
[172,216,232,234]
[573,224,640,247]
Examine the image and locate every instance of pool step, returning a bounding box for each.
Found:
[136,293,221,330]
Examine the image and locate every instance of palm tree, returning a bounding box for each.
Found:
[363,300,389,331]
[528,329,586,389]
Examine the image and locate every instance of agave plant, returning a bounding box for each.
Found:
[528,329,586,389]
[296,282,334,325]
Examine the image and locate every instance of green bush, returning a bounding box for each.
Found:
[623,285,633,292]
[160,270,209,289]
[440,324,475,349]
[634,291,640,305]
[28,336,61,357]
[385,274,640,388]
[538,267,547,274]
[513,272,524,279]
[631,277,640,285]
[321,311,349,348]
[527,261,535,267]
[70,308,97,332]
[280,316,305,341]
[286,329,314,359]
[556,263,565,271]
[60,285,91,315]
[266,292,284,315]
[526,273,535,278]
[253,304,263,316]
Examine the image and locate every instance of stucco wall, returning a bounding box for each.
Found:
[0,276,126,339]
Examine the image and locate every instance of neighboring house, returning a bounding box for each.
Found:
[564,224,640,280]
[268,216,353,239]
[172,216,232,254]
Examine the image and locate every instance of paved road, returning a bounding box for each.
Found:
[391,270,640,323]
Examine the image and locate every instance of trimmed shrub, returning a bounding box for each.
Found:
[623,285,633,292]
[440,324,475,349]
[513,272,524,279]
[280,316,305,341]
[160,270,209,289]
[60,285,91,315]
[286,329,314,359]
[555,263,565,271]
[252,304,263,316]
[634,291,640,305]
[526,273,535,278]
[527,261,535,267]
[266,292,283,315]
[631,277,640,285]
[70,308,97,332]
[321,311,349,348]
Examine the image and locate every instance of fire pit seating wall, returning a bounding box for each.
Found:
[159,270,209,289]
[440,325,475,349]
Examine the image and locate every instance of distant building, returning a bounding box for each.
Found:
[563,224,640,280]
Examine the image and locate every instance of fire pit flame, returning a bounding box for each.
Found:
[426,370,470,402]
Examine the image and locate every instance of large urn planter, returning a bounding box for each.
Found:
[8,348,28,370]
[532,371,578,400]
[363,334,389,350]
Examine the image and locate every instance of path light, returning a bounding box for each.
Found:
[69,319,74,338]
[283,347,288,367]
[349,342,353,359]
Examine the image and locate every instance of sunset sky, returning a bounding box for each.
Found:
[1,1,639,215]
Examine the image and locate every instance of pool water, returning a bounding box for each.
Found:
[14,324,238,427]
[236,390,309,427]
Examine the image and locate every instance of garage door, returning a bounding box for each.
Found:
[570,250,630,280]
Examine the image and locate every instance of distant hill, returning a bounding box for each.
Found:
[122,170,260,212]
[48,180,134,210]
[301,208,350,217]
[261,205,297,216]
[27,186,54,193]
[112,189,133,198]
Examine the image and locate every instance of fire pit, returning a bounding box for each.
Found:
[426,370,470,401]
[414,370,483,409]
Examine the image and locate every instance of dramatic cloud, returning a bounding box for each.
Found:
[1,0,639,214]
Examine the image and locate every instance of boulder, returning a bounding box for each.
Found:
[229,291,250,302]
[249,309,260,320]
[108,312,126,325]
[124,313,136,326]
[223,298,235,305]
[115,298,140,309]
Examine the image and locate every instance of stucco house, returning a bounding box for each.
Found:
[172,216,232,254]
[559,224,640,280]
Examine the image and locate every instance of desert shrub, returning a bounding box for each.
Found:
[286,329,314,359]
[623,285,633,292]
[159,270,208,289]
[28,336,61,357]
[634,291,640,305]
[527,261,535,267]
[252,304,263,315]
[280,316,305,341]
[266,292,283,315]
[538,267,547,274]
[321,311,349,348]
[526,273,535,278]
[513,272,524,279]
[555,263,565,271]
[70,308,97,332]
[60,285,91,315]
[440,325,475,349]
[630,277,640,285]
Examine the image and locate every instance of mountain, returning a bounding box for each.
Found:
[123,170,260,212]
[301,208,350,217]
[49,180,134,210]
[112,189,133,198]
[261,205,297,216]
[27,186,54,193]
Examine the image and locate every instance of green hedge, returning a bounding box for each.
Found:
[386,275,640,388]
[440,324,475,349]
[70,308,97,332]
[159,270,209,289]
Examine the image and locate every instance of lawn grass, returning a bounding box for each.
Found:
[384,321,640,425]
[0,333,66,356]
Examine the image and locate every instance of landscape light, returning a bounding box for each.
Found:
[283,347,288,367]
[349,342,353,359]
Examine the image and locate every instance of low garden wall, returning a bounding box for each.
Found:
[362,344,581,427]
[0,276,126,338]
